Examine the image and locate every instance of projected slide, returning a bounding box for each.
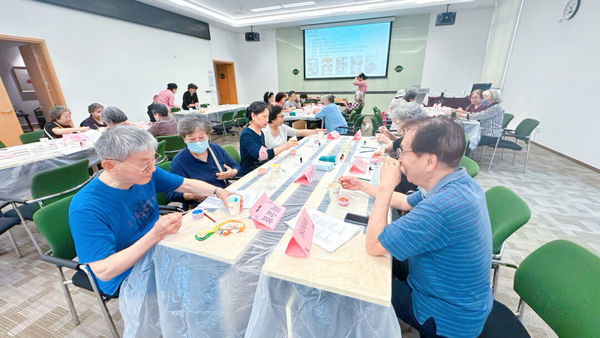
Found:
[304,22,392,79]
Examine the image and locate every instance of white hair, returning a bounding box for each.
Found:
[95,125,157,161]
[389,102,428,121]
[483,89,502,103]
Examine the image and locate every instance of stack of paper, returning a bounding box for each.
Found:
[285,209,362,253]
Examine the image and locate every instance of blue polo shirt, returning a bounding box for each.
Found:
[379,168,493,337]
[69,168,183,296]
[315,103,348,134]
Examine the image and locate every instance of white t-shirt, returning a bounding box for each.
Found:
[262,125,297,148]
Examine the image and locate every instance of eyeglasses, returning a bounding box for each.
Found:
[110,159,155,173]
[395,147,415,159]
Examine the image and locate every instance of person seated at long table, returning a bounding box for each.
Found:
[314,94,348,134]
[376,102,428,148]
[262,105,323,148]
[80,103,107,130]
[455,89,504,153]
[44,106,90,139]
[239,101,296,176]
[341,91,364,119]
[147,103,177,137]
[340,117,493,337]
[69,125,237,297]
[168,116,240,210]
[101,106,129,127]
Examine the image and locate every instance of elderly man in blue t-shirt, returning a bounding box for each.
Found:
[339,117,493,337]
[314,94,348,134]
[69,126,237,297]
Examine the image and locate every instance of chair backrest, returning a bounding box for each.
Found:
[31,159,91,206]
[485,186,531,255]
[502,113,514,129]
[156,161,171,205]
[514,118,540,142]
[514,240,600,337]
[464,133,470,155]
[0,140,5,148]
[155,135,186,160]
[19,130,46,144]
[235,109,246,119]
[32,195,76,259]
[372,106,381,116]
[156,140,167,160]
[354,115,365,129]
[370,116,381,134]
[355,105,363,115]
[459,156,479,178]
[222,144,241,163]
[222,111,235,122]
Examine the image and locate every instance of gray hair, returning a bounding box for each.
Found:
[325,94,335,104]
[88,103,103,114]
[389,102,428,122]
[354,91,364,104]
[483,89,502,103]
[49,106,70,121]
[95,125,157,161]
[100,106,128,125]
[405,88,418,101]
[177,116,211,138]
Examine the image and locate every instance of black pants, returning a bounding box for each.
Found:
[392,259,441,338]
[466,135,499,156]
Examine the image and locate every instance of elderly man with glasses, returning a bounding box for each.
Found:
[68,125,237,298]
[339,117,493,337]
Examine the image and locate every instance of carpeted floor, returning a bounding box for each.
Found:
[1,136,598,337]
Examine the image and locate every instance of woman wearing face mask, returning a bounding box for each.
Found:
[239,101,297,176]
[44,105,90,139]
[168,116,240,209]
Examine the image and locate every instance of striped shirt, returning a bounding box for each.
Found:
[379,168,493,337]
[468,103,504,137]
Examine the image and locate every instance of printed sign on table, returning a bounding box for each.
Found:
[249,192,286,231]
[285,208,315,257]
[327,131,340,139]
[294,165,315,185]
[349,157,368,174]
[353,129,362,140]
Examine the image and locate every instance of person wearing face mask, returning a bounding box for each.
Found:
[299,93,308,107]
[44,105,90,139]
[80,103,107,129]
[239,101,297,176]
[168,116,239,210]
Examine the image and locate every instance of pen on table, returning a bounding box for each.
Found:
[204,212,216,223]
[357,177,371,182]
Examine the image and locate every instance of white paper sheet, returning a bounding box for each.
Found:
[286,209,362,253]
[199,190,264,210]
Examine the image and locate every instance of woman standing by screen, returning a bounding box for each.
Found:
[353,72,367,97]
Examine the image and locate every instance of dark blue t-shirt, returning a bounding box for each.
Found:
[239,127,275,176]
[68,167,183,295]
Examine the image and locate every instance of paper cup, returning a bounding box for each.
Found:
[226,195,242,216]
[328,182,341,201]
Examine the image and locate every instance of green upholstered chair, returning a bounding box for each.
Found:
[155,140,167,164]
[19,130,46,144]
[485,186,531,293]
[156,135,186,161]
[488,118,540,172]
[33,196,119,337]
[502,113,514,129]
[459,156,479,178]
[222,144,241,164]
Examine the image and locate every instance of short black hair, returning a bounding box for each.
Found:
[246,101,269,122]
[275,92,286,103]
[269,105,283,123]
[167,83,178,90]
[288,90,296,96]
[263,91,274,103]
[188,83,198,90]
[325,94,335,103]
[402,116,465,168]
[151,103,169,117]
[299,93,308,99]
[358,72,367,80]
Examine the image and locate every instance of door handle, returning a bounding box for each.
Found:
[1,110,14,113]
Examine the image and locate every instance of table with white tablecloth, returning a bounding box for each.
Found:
[0,138,99,200]
[119,135,400,338]
[173,105,246,122]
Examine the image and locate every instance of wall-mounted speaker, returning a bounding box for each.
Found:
[435,11,456,26]
[245,32,260,41]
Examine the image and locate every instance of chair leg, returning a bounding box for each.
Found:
[480,146,486,162]
[488,138,501,170]
[500,148,504,160]
[82,267,119,338]
[56,266,80,326]
[516,298,526,320]
[491,264,500,295]
[6,229,22,257]
[10,202,43,256]
[523,142,531,173]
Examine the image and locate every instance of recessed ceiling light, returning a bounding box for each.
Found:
[250,5,283,13]
[281,1,317,8]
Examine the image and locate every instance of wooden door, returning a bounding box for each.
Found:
[0,78,24,146]
[215,62,238,105]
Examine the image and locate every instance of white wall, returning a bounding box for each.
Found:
[0,41,40,125]
[421,7,494,97]
[0,0,277,125]
[501,0,600,169]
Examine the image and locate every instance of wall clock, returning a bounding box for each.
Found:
[563,0,581,20]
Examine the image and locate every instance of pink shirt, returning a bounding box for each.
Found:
[353,79,367,95]
[156,89,176,109]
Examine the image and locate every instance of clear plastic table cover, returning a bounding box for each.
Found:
[462,121,481,150]
[0,145,99,200]
[119,136,401,337]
